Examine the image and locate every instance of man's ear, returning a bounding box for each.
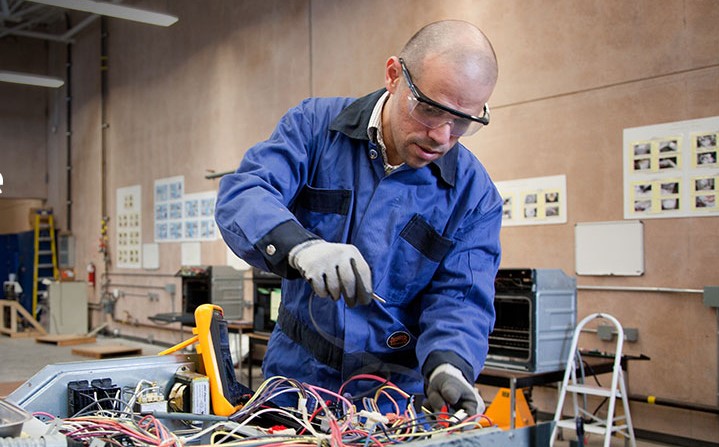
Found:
[384,56,402,94]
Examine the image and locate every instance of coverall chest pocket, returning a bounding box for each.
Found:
[293,184,352,242]
[378,214,454,305]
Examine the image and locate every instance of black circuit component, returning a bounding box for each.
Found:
[67,378,121,416]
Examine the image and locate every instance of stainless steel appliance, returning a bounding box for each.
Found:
[486,268,576,372]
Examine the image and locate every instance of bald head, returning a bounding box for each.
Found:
[399,20,498,89]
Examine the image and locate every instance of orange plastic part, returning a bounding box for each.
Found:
[484,387,535,430]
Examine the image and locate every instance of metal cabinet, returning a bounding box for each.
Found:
[48,281,88,334]
[178,265,245,321]
[251,268,281,334]
[210,265,245,320]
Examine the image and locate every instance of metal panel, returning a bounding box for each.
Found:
[407,421,553,446]
[6,352,553,446]
[211,265,244,320]
[6,353,199,418]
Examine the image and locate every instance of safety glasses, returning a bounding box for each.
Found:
[399,57,489,137]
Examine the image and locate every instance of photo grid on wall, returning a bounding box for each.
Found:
[624,116,719,219]
[116,185,142,268]
[154,175,218,243]
[495,174,567,227]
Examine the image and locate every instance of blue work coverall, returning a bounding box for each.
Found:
[215,89,502,403]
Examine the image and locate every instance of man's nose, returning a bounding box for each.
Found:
[427,122,452,145]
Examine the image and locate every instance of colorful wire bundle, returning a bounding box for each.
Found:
[47,414,180,447]
[33,374,492,446]
[203,374,493,446]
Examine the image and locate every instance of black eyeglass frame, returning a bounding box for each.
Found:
[398,57,490,128]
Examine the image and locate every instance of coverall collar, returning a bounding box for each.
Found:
[329,89,458,187]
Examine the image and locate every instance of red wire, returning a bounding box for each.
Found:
[297,404,325,435]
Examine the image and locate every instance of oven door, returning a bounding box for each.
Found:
[486,295,533,369]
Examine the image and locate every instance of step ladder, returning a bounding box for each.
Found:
[32,209,59,318]
[550,313,636,447]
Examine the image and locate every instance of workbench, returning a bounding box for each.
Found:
[225,318,253,371]
[245,331,270,389]
[477,353,648,429]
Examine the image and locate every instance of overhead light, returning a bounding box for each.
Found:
[0,70,64,88]
[26,0,178,27]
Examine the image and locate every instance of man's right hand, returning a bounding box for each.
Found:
[288,240,373,307]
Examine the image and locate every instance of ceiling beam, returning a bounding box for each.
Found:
[0,6,63,39]
[26,0,177,27]
[0,2,50,22]
[0,26,73,42]
[61,12,96,41]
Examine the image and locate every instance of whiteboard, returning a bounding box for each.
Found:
[575,220,644,276]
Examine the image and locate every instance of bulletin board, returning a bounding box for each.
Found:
[495,174,567,226]
[154,175,218,243]
[116,185,142,269]
[623,115,719,219]
[575,220,644,276]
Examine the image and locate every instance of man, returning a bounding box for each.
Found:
[216,20,501,415]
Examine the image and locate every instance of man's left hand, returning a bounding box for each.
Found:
[426,363,485,415]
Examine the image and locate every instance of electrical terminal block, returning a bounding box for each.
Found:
[133,400,168,414]
[448,409,467,424]
[136,390,164,404]
[265,425,297,436]
[221,421,265,438]
[67,378,120,417]
[320,415,331,433]
[358,410,389,431]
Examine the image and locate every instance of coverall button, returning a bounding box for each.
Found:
[265,244,277,256]
[368,149,379,159]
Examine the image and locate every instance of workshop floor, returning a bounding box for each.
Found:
[0,334,266,395]
[0,336,664,446]
[553,436,660,446]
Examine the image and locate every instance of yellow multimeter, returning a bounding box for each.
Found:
[160,304,253,416]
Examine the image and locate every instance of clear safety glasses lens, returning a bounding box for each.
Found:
[407,95,485,137]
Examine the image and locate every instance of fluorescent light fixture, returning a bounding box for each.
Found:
[0,70,64,88]
[27,0,178,27]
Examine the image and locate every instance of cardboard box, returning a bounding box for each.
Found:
[28,207,53,228]
[59,268,75,281]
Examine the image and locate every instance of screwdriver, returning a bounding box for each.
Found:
[350,257,386,305]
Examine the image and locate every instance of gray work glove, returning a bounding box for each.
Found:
[426,363,485,415]
[288,240,373,307]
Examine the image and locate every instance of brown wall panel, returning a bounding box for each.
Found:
[95,0,311,322]
[0,38,50,199]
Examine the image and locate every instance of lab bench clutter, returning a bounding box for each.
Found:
[2,279,86,338]
[149,265,247,326]
[2,268,592,446]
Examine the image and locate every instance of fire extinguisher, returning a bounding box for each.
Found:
[87,262,96,288]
